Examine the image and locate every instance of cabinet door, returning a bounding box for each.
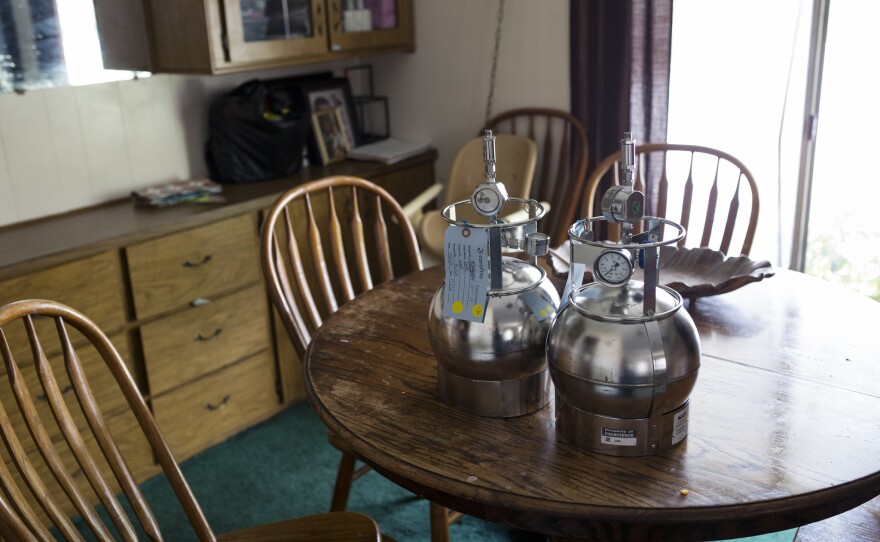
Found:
[326,0,413,53]
[223,0,329,64]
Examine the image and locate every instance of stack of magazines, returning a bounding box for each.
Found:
[132,178,225,208]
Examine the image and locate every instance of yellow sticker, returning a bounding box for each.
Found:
[452,301,464,314]
[539,310,547,317]
[471,304,484,317]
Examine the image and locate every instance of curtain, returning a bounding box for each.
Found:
[570,0,673,215]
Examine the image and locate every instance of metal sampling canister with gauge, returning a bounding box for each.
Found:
[546,133,701,456]
[428,130,560,418]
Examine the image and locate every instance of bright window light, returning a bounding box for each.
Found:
[56,0,148,85]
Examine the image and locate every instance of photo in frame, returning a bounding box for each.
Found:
[310,108,351,165]
[303,77,363,147]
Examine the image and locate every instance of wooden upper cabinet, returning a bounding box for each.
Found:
[96,0,414,74]
[221,0,329,66]
[326,0,414,53]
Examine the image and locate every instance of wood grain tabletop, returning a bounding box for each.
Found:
[305,265,880,541]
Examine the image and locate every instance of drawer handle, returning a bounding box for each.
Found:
[204,395,231,411]
[194,328,223,341]
[182,255,212,268]
[37,384,74,401]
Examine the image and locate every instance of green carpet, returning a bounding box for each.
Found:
[75,401,797,541]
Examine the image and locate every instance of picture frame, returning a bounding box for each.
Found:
[310,108,351,165]
[303,77,363,147]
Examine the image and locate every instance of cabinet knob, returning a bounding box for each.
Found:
[204,395,231,411]
[194,328,223,341]
[182,255,212,268]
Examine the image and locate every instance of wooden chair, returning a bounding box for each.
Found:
[0,299,381,542]
[482,108,589,247]
[584,143,760,256]
[260,176,461,542]
[408,134,538,260]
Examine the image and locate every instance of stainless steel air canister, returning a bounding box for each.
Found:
[546,133,701,455]
[428,130,559,417]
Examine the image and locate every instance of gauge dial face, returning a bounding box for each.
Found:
[593,250,633,286]
[472,185,504,216]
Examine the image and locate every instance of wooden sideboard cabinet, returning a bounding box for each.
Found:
[96,0,414,74]
[0,151,436,516]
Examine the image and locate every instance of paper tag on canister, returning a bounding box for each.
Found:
[559,262,585,310]
[520,289,555,321]
[443,225,489,323]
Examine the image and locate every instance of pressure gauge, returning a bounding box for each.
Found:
[593,249,634,287]
[471,182,508,217]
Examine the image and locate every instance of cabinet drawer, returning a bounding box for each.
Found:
[141,285,270,395]
[152,352,279,460]
[127,214,260,319]
[0,251,126,365]
[0,334,133,454]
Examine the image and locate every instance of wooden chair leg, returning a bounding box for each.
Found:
[331,450,358,512]
[429,502,451,542]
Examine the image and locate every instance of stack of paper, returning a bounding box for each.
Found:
[132,178,224,208]
[347,138,431,164]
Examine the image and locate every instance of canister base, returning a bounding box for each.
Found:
[557,394,690,456]
[437,365,551,418]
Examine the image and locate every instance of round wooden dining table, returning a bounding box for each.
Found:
[304,265,880,541]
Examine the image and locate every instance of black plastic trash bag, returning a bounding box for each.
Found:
[206,79,310,184]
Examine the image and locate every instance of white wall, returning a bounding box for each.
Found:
[372,0,570,182]
[0,0,568,228]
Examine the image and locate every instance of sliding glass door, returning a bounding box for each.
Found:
[668,0,878,300]
[801,1,880,301]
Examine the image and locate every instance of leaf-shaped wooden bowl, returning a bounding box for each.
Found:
[547,244,774,301]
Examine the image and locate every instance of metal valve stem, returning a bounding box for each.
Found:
[620,132,636,188]
[482,130,497,183]
[619,132,636,243]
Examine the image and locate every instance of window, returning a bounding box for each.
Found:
[668,0,879,300]
[0,0,145,93]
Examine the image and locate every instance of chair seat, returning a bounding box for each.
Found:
[218,512,381,541]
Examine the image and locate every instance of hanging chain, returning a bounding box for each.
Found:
[484,0,506,125]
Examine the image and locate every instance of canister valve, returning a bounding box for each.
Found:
[601,132,645,225]
[471,130,509,218]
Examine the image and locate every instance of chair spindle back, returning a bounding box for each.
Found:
[261,176,423,359]
[0,300,215,542]
[584,143,760,256]
[483,108,589,246]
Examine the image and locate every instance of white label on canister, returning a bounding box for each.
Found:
[559,262,585,310]
[672,404,689,445]
[442,225,489,323]
[519,289,555,321]
[601,428,637,446]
